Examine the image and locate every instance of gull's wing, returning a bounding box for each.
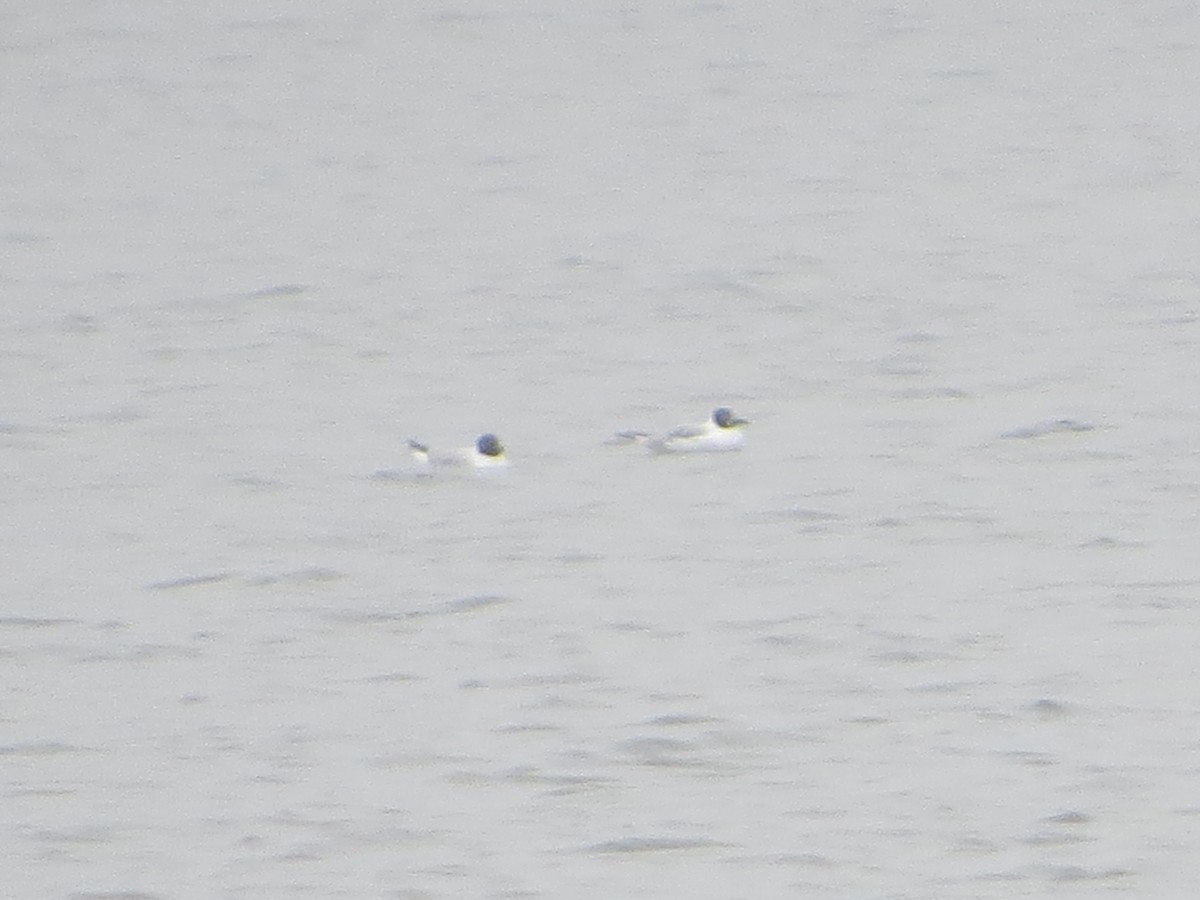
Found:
[664,423,706,439]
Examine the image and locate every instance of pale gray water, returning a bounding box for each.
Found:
[4,2,1200,897]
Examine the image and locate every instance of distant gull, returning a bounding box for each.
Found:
[612,407,750,454]
[409,433,509,471]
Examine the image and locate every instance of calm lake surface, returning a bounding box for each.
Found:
[4,2,1200,897]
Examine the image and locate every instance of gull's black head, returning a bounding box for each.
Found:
[712,407,748,428]
[476,433,504,457]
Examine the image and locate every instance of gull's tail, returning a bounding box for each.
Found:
[606,430,652,447]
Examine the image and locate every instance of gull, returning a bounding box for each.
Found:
[612,407,750,454]
[408,433,509,471]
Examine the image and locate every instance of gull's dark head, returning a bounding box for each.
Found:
[476,433,504,457]
[712,407,749,428]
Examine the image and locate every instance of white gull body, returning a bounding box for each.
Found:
[613,407,750,454]
[408,433,509,472]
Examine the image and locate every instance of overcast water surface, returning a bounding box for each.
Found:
[4,2,1200,898]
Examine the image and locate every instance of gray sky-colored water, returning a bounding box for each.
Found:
[4,3,1200,897]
